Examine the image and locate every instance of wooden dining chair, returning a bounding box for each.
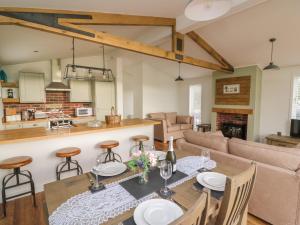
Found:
[170,190,210,225]
[214,163,257,225]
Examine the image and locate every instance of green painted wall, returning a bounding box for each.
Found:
[211,66,262,141]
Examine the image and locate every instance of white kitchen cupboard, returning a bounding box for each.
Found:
[19,72,46,103]
[92,82,115,121]
[69,80,92,102]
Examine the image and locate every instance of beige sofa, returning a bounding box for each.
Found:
[148,112,193,143]
[177,131,300,225]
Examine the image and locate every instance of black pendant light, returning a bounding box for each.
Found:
[175,62,184,81]
[264,38,280,70]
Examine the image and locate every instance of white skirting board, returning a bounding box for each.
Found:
[0,125,154,203]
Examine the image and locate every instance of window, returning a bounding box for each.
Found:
[291,76,300,119]
[189,84,202,125]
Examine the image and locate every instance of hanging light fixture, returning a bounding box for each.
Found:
[64,38,114,81]
[263,38,280,70]
[175,62,184,81]
[71,38,77,78]
[185,0,232,21]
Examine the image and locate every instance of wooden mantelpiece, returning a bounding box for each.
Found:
[212,107,253,115]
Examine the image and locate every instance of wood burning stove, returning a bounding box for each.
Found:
[221,122,247,140]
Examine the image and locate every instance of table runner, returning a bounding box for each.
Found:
[49,156,216,225]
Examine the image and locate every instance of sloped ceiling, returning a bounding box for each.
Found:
[0,0,299,79]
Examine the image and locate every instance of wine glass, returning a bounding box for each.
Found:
[160,160,172,197]
[201,149,210,172]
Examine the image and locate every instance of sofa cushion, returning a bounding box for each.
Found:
[166,112,177,124]
[183,131,229,153]
[148,112,165,119]
[167,124,180,132]
[177,116,191,124]
[228,138,300,171]
[180,124,193,130]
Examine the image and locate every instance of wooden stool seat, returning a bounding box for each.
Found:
[132,135,149,142]
[56,147,81,158]
[99,140,119,149]
[0,156,36,217]
[0,156,32,169]
[98,140,121,163]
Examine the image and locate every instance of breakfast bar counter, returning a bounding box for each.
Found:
[0,119,158,197]
[0,119,159,145]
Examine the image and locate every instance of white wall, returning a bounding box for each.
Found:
[259,66,300,140]
[2,60,52,84]
[178,75,213,123]
[123,62,180,119]
[142,63,179,118]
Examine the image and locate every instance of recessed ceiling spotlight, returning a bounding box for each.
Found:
[33,50,39,53]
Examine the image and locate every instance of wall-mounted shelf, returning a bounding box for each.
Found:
[2,98,20,103]
[1,82,19,88]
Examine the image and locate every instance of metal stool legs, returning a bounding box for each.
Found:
[56,156,83,180]
[103,148,122,163]
[1,168,36,217]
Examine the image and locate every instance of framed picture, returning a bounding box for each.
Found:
[223,84,240,94]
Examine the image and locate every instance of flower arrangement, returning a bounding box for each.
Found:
[127,150,158,184]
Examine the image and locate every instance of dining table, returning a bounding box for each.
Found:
[44,147,244,225]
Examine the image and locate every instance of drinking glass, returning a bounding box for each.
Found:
[201,149,210,162]
[201,149,210,172]
[160,160,172,197]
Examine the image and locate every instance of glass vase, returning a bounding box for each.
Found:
[138,169,149,184]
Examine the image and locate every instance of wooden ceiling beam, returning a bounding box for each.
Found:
[0,7,175,26]
[187,31,234,72]
[0,8,233,73]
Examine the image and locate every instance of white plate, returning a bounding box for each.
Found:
[92,162,127,177]
[197,172,226,191]
[134,199,183,225]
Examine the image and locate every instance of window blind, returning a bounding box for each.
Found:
[292,76,300,119]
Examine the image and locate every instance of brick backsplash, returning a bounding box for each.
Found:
[216,113,248,130]
[3,91,92,117]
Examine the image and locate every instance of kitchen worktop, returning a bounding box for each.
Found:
[3,116,96,125]
[0,119,159,144]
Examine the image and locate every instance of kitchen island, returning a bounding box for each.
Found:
[0,119,159,197]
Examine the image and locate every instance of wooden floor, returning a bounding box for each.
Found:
[0,141,270,225]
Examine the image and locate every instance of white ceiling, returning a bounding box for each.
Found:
[0,0,299,79]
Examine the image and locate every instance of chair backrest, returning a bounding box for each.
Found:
[170,191,208,225]
[215,163,257,225]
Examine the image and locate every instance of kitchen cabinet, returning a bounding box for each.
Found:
[19,72,46,103]
[70,80,92,102]
[93,81,115,121]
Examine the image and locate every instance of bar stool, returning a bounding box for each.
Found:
[55,147,83,180]
[132,135,150,151]
[0,156,36,217]
[98,140,122,163]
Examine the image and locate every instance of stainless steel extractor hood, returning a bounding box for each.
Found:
[46,59,71,91]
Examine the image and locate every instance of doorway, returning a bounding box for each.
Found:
[189,84,202,125]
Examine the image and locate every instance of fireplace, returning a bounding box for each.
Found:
[216,113,248,140]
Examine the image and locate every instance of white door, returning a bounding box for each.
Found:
[93,82,115,121]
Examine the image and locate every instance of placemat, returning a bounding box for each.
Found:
[120,168,188,199]
[123,216,136,225]
[193,182,224,200]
